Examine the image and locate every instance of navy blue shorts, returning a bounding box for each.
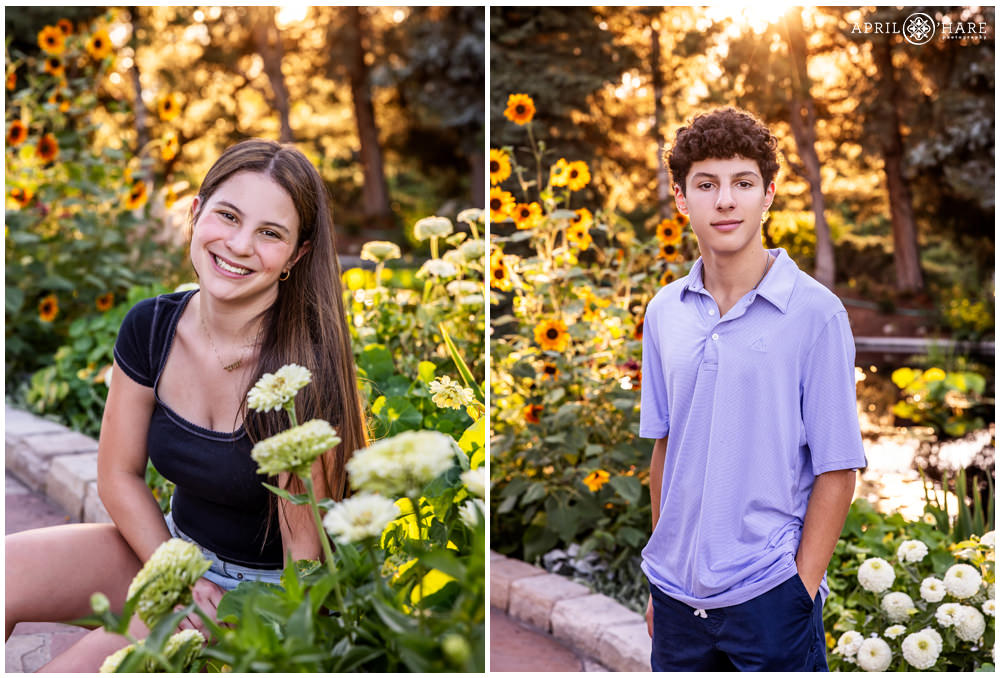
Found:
[649,574,828,672]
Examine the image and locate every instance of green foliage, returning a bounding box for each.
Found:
[890,366,990,440]
[825,499,994,671]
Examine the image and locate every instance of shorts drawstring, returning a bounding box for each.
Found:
[693,608,708,618]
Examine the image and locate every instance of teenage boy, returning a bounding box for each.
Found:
[639,107,867,671]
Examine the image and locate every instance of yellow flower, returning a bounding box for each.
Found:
[6,70,16,90]
[658,242,682,262]
[511,202,542,230]
[36,133,59,163]
[161,131,179,161]
[43,56,64,78]
[86,29,113,60]
[572,207,593,229]
[540,362,559,380]
[7,120,27,146]
[504,93,535,125]
[157,93,182,121]
[48,89,70,113]
[489,186,515,223]
[675,213,689,228]
[489,251,511,291]
[655,217,683,245]
[125,180,148,210]
[490,148,511,185]
[549,158,570,188]
[96,292,114,312]
[522,404,542,424]
[566,222,592,251]
[164,185,178,208]
[923,367,946,382]
[660,269,676,287]
[566,161,591,192]
[9,186,33,208]
[57,19,74,35]
[534,319,570,352]
[891,367,920,390]
[582,469,610,492]
[38,294,59,322]
[38,26,65,55]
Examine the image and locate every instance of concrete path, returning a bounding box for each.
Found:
[490,606,607,672]
[5,471,91,672]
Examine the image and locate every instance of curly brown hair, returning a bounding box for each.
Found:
[667,107,779,194]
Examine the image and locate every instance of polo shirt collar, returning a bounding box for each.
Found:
[681,248,796,314]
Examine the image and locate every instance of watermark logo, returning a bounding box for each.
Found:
[902,12,935,45]
[851,11,993,44]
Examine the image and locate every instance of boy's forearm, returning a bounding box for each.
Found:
[795,468,857,598]
[649,437,668,530]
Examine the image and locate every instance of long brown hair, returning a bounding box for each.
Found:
[193,139,368,502]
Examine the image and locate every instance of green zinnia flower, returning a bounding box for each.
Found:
[251,419,340,476]
[125,539,211,628]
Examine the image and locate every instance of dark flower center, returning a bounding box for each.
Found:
[569,169,579,179]
[544,365,556,374]
[494,266,505,279]
[663,245,675,255]
[490,198,501,210]
[95,38,104,48]
[490,160,499,172]
[546,328,559,340]
[515,105,525,115]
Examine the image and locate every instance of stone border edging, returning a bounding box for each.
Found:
[491,550,652,671]
[5,405,111,524]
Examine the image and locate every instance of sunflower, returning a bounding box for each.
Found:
[38,294,59,323]
[658,242,682,262]
[7,120,27,147]
[125,180,148,210]
[36,134,59,163]
[633,316,644,341]
[534,319,570,352]
[6,70,16,90]
[503,93,535,126]
[522,404,543,424]
[511,202,542,230]
[549,158,570,188]
[674,213,689,228]
[56,18,74,35]
[96,292,115,312]
[161,131,179,161]
[43,56,65,78]
[9,187,34,208]
[655,217,683,245]
[86,29,113,60]
[566,161,591,192]
[582,469,611,493]
[164,185,178,208]
[48,89,70,113]
[157,93,182,121]
[489,252,510,291]
[566,222,592,251]
[489,186,515,223]
[38,26,65,55]
[572,207,593,229]
[540,362,559,380]
[490,148,511,185]
[660,269,676,286]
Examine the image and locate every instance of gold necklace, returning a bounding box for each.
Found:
[200,310,247,372]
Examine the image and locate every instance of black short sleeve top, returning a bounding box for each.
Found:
[113,290,283,567]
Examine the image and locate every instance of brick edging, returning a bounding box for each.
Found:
[490,550,652,671]
[5,405,111,524]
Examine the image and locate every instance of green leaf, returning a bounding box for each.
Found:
[5,286,24,314]
[419,549,465,579]
[609,475,641,504]
[261,483,312,505]
[520,482,547,507]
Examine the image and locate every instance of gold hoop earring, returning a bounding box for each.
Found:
[279,270,290,282]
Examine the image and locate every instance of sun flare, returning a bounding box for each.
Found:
[706,3,799,35]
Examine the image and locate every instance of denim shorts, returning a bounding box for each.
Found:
[164,511,283,592]
[649,574,828,672]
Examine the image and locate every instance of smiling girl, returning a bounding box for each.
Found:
[5,140,367,671]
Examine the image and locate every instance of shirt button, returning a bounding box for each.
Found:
[708,309,715,316]
[712,333,719,341]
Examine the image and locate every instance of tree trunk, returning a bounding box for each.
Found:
[251,7,294,143]
[649,16,671,219]
[345,7,394,233]
[872,36,924,293]
[786,9,835,289]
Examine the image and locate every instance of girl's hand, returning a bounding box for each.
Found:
[177,577,225,635]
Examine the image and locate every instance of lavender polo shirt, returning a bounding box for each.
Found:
[639,248,867,610]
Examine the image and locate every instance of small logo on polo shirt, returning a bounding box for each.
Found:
[750,337,767,352]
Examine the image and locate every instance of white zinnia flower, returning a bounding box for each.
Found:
[936,602,962,627]
[446,280,480,298]
[458,238,485,263]
[428,375,476,410]
[943,563,982,599]
[982,599,996,617]
[247,364,313,412]
[322,493,400,543]
[458,499,485,529]
[980,530,995,548]
[955,605,986,642]
[858,557,895,593]
[461,467,485,498]
[417,258,458,279]
[360,240,402,263]
[126,539,211,628]
[856,637,893,672]
[881,591,916,623]
[347,430,458,496]
[836,630,864,657]
[413,216,454,241]
[923,627,942,650]
[901,630,941,670]
[896,539,929,563]
[885,625,906,639]
[250,419,340,477]
[920,576,946,603]
[163,629,206,669]
[457,207,484,225]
